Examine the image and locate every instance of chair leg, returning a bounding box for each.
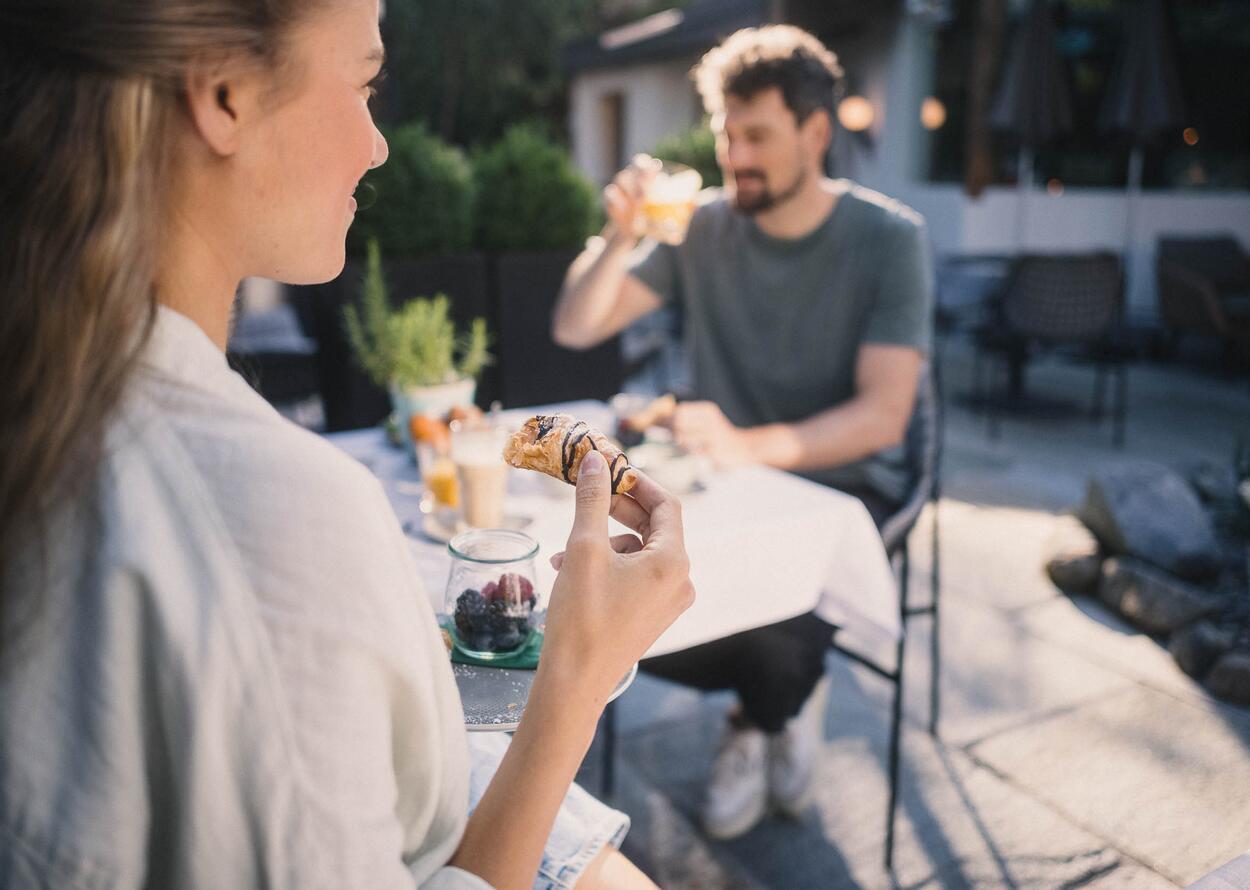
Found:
[929,498,941,738]
[885,547,909,871]
[1113,362,1127,448]
[987,355,1002,440]
[601,699,617,798]
[972,347,983,414]
[1091,362,1107,420]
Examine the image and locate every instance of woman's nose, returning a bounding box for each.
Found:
[370,127,389,169]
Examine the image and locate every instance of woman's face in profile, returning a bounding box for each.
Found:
[227,0,388,284]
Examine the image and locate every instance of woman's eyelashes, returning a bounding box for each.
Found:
[364,69,386,103]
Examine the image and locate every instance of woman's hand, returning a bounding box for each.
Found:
[538,449,694,700]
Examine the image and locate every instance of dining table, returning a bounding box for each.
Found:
[326,399,900,730]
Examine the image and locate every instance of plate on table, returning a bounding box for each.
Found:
[404,512,533,545]
[626,440,708,495]
[456,662,637,732]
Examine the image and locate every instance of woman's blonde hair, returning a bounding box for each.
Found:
[0,1,327,644]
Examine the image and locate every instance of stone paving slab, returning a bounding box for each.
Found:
[598,703,1180,889]
[969,685,1250,885]
[907,500,1068,611]
[1016,594,1214,706]
[894,593,1133,747]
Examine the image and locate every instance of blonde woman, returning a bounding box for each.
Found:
[0,2,693,888]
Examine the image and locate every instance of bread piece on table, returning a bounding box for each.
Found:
[503,414,638,495]
[623,393,677,432]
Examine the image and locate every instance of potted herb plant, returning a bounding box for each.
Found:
[344,239,492,437]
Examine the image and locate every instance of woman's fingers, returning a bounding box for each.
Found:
[609,533,644,555]
[608,493,651,538]
[549,533,641,571]
[625,473,685,551]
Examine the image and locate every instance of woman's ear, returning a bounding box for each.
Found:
[183,60,263,157]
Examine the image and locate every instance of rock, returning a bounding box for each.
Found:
[1047,555,1103,596]
[1205,650,1250,706]
[1099,557,1223,635]
[1045,514,1102,595]
[1169,621,1236,680]
[1079,462,1222,581]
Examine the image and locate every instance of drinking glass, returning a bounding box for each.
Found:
[641,161,702,245]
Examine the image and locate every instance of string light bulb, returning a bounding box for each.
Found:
[837,95,875,133]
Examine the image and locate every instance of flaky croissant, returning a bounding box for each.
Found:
[503,414,638,494]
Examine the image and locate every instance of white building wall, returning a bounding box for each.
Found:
[569,60,701,185]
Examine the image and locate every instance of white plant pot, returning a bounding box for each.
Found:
[390,378,477,444]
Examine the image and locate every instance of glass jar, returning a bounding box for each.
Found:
[444,529,541,660]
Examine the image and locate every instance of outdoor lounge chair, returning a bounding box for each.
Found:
[1157,235,1250,357]
[972,252,1128,446]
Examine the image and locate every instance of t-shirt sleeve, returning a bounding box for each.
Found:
[863,212,933,351]
[627,239,682,307]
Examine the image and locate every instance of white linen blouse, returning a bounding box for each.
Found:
[0,307,491,889]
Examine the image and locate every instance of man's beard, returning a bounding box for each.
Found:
[731,165,808,215]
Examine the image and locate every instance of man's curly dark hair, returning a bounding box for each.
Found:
[694,25,844,125]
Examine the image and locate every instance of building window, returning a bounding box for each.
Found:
[926,0,1250,191]
[599,92,626,178]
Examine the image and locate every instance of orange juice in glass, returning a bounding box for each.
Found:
[642,162,702,245]
[423,452,460,510]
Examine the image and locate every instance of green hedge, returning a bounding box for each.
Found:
[473,124,599,252]
[346,123,476,258]
[652,124,723,189]
[346,122,600,256]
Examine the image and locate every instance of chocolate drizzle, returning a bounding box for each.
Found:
[609,454,631,493]
[559,420,591,482]
[533,415,558,441]
[524,413,634,493]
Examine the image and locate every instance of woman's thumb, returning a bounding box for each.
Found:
[570,450,609,542]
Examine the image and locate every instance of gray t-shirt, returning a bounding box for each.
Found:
[629,179,932,504]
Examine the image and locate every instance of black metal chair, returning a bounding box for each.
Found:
[1157,235,1250,357]
[972,253,1127,446]
[597,364,943,873]
[827,362,943,871]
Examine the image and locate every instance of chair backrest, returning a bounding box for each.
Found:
[1158,236,1250,292]
[879,362,941,555]
[1002,253,1122,342]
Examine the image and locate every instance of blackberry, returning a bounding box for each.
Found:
[494,627,525,652]
[454,589,488,637]
[486,598,513,635]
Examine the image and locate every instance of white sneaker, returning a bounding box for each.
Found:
[768,675,830,817]
[702,722,768,840]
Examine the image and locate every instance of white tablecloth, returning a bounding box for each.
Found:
[326,401,900,657]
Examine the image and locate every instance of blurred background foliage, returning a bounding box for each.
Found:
[348,0,692,257]
[473,125,600,252]
[378,0,688,147]
[651,124,723,189]
[346,123,476,258]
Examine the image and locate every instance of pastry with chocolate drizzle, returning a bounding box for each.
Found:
[503,414,639,494]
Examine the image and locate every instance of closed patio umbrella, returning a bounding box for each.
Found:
[989,0,1073,248]
[1099,0,1184,311]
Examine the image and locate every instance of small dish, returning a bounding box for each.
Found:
[627,440,707,495]
[411,512,533,545]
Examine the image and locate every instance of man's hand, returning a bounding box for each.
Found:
[603,154,660,242]
[668,401,757,469]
